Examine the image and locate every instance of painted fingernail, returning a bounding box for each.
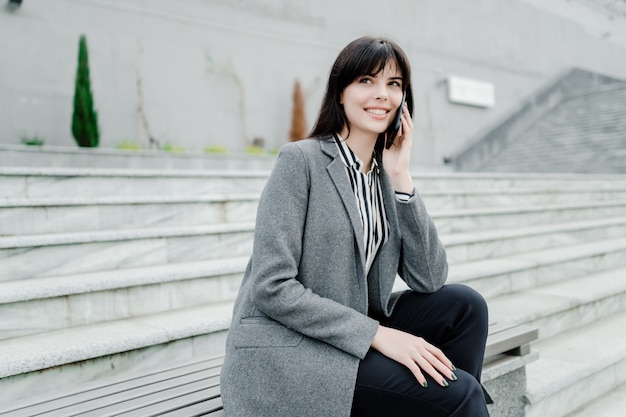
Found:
[451,364,457,370]
[442,379,449,387]
[451,372,457,381]
[422,381,428,388]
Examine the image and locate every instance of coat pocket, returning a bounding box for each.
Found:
[233,316,304,348]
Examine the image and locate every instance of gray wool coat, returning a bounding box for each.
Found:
[220,137,448,417]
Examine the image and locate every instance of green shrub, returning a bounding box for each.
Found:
[204,145,229,154]
[162,142,185,153]
[245,145,264,155]
[21,135,45,146]
[71,35,100,148]
[115,139,142,150]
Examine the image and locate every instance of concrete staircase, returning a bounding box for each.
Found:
[1,167,626,416]
[449,68,626,175]
[480,82,626,174]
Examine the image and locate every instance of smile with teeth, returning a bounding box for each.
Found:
[366,109,388,115]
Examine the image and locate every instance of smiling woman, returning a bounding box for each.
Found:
[220,36,490,417]
[339,64,404,146]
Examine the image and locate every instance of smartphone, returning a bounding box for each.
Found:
[385,91,406,149]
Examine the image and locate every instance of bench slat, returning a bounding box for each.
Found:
[67,372,220,417]
[156,400,223,417]
[113,386,222,417]
[0,357,223,417]
[484,323,538,358]
[123,392,223,417]
[26,370,218,417]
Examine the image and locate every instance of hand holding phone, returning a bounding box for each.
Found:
[385,91,406,149]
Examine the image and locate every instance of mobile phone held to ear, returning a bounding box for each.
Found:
[385,91,406,149]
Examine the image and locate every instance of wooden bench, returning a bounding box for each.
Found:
[0,324,537,416]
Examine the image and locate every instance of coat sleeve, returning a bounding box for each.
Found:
[394,191,449,293]
[249,143,378,360]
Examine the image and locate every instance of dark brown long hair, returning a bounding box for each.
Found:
[309,36,414,149]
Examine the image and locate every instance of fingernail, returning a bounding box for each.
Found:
[451,372,457,381]
[451,364,457,371]
[442,379,449,387]
[422,381,428,388]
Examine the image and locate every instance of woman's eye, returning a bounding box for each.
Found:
[359,77,372,84]
[389,80,402,87]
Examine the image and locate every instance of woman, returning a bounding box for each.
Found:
[220,36,490,417]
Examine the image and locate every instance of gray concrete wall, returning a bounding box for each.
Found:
[1,0,625,168]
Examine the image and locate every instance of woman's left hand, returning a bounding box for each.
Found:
[383,104,414,194]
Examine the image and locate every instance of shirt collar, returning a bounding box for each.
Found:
[333,134,379,173]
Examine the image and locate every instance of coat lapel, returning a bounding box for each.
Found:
[320,139,367,274]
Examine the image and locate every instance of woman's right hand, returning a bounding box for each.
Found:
[370,325,456,388]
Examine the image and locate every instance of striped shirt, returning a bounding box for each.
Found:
[334,135,389,274]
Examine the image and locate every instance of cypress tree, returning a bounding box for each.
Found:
[289,79,307,142]
[72,35,100,147]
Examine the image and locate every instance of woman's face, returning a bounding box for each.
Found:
[340,61,404,139]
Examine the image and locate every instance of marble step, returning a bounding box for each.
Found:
[0,257,248,340]
[415,236,626,298]
[442,216,626,263]
[410,172,626,191]
[0,194,260,235]
[524,311,626,417]
[0,303,234,404]
[566,381,626,417]
[487,266,626,341]
[421,187,626,210]
[0,167,271,199]
[432,199,626,233]
[3,195,625,236]
[0,143,278,171]
[2,167,626,199]
[0,223,255,282]
[3,215,625,282]
[4,235,625,341]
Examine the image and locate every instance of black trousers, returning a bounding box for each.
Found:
[351,285,490,417]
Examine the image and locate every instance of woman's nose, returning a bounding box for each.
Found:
[375,88,389,100]
[374,84,389,100]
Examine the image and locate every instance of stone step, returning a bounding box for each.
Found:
[0,303,233,404]
[493,136,626,158]
[442,216,626,263]
[411,172,626,191]
[3,215,625,282]
[0,144,278,171]
[2,216,624,282]
[4,235,625,342]
[0,223,255,282]
[448,236,626,298]
[0,167,271,199]
[0,194,260,235]
[2,167,626,199]
[487,266,626,340]
[524,311,626,417]
[566,381,626,417]
[0,258,248,340]
[432,199,626,234]
[3,194,625,236]
[421,187,626,210]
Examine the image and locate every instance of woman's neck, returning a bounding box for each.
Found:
[340,130,378,173]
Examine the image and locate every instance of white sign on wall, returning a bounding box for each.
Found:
[447,76,495,108]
